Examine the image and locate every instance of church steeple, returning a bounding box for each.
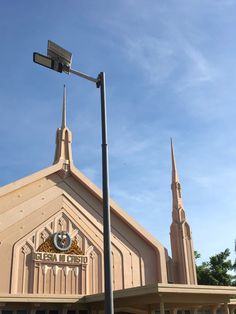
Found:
[171,138,183,212]
[171,138,179,184]
[61,84,67,129]
[53,85,73,170]
[170,139,197,285]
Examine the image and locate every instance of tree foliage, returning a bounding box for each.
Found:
[195,249,236,286]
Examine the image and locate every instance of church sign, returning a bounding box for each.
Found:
[33,251,88,265]
[33,231,88,265]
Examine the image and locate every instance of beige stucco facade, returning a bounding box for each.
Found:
[0,88,235,313]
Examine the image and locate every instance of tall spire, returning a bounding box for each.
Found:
[53,85,73,168]
[171,138,182,208]
[169,139,197,285]
[171,138,179,184]
[61,84,67,129]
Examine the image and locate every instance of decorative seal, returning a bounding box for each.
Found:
[37,233,83,255]
[53,231,72,252]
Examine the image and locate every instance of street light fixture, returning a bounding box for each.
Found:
[33,53,63,73]
[33,40,114,314]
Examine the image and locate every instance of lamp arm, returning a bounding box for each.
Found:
[69,68,98,83]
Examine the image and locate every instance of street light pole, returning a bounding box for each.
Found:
[33,41,114,314]
[97,72,113,314]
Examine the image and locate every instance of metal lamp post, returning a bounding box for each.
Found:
[33,41,114,314]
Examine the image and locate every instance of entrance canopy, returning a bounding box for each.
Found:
[0,284,235,314]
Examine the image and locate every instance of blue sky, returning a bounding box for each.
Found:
[0,0,235,264]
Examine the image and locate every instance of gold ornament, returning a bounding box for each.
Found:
[37,236,83,255]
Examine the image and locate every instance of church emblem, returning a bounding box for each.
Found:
[37,232,83,255]
[53,231,72,251]
[34,231,88,265]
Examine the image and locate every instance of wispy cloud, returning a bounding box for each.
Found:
[102,2,217,91]
[110,127,152,158]
[124,32,215,91]
[125,36,176,85]
[174,39,216,92]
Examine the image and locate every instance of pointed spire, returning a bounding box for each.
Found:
[53,85,73,168]
[170,138,183,207]
[169,139,197,285]
[171,138,179,183]
[61,84,67,128]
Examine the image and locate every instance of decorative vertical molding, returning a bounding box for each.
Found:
[90,251,96,294]
[70,267,73,294]
[112,251,115,290]
[83,264,88,295]
[130,252,134,287]
[85,245,93,294]
[68,219,72,235]
[49,266,53,294]
[53,266,58,294]
[74,267,79,294]
[53,265,59,276]
[81,264,86,294]
[64,266,69,276]
[60,268,63,294]
[85,262,89,295]
[40,230,48,242]
[140,257,145,287]
[37,263,41,293]
[83,237,88,258]
[63,266,69,294]
[32,262,37,294]
[42,265,48,293]
[21,244,30,293]
[58,217,64,231]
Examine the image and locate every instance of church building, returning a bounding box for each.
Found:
[0,87,235,314]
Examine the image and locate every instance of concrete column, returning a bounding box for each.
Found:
[60,307,68,314]
[147,305,156,314]
[170,308,178,314]
[160,301,165,314]
[147,305,152,314]
[191,308,198,314]
[30,304,40,314]
[224,303,230,314]
[210,305,218,314]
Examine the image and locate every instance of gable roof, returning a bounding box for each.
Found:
[0,88,168,283]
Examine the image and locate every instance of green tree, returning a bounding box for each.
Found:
[195,249,236,286]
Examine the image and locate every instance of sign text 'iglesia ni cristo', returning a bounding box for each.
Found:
[33,252,88,265]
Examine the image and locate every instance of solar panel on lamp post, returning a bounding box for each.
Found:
[33,40,114,314]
